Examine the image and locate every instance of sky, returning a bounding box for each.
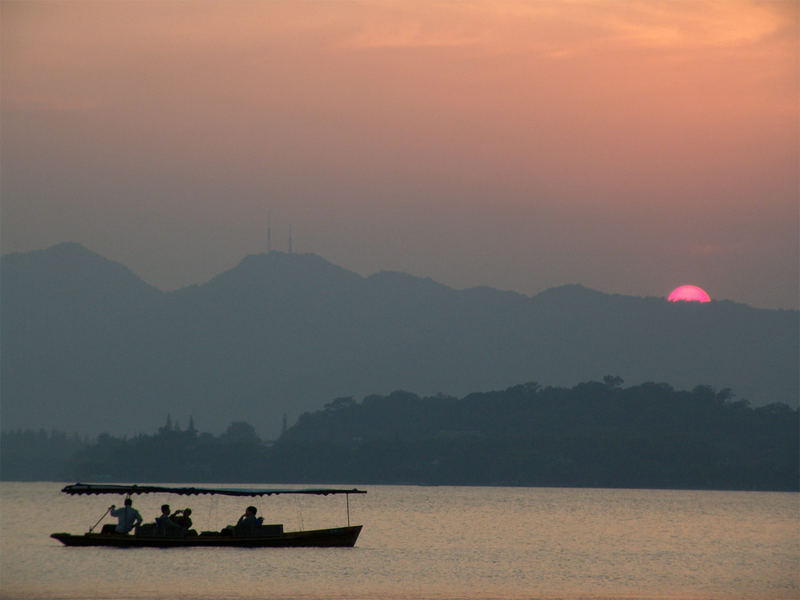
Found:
[2,0,797,309]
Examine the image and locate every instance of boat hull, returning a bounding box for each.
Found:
[51,525,362,548]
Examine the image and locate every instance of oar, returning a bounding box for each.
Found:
[88,506,112,533]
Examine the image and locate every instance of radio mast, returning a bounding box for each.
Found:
[267,210,272,253]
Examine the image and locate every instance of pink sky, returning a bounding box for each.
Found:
[2,1,797,308]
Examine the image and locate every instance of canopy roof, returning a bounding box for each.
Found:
[61,483,367,497]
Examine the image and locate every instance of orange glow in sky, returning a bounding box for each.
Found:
[1,1,797,308]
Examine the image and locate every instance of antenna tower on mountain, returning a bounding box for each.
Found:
[288,225,293,253]
[267,211,272,253]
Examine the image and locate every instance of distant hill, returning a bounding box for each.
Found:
[1,243,797,436]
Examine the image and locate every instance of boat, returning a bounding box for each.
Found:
[51,483,366,548]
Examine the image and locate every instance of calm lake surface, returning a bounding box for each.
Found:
[1,482,797,600]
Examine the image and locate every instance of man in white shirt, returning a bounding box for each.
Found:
[109,498,143,534]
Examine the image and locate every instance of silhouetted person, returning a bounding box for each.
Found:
[171,508,192,529]
[109,498,142,534]
[237,506,263,531]
[156,504,180,536]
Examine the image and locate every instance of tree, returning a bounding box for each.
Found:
[221,421,260,443]
[324,396,356,411]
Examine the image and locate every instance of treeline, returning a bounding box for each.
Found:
[0,418,268,482]
[2,380,798,491]
[279,379,798,490]
[0,429,89,480]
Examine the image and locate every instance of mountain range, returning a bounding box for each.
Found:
[1,242,797,437]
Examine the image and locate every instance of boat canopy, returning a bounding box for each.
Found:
[61,483,367,497]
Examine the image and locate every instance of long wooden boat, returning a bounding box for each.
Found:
[51,483,366,548]
[51,526,362,548]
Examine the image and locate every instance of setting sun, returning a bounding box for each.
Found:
[668,285,711,303]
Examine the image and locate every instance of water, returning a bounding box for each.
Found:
[1,482,797,599]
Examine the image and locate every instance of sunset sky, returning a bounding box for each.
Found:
[2,0,797,309]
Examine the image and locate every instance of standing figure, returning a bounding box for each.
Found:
[109,498,142,534]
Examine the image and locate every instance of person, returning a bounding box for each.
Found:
[236,506,263,530]
[109,498,142,534]
[171,508,193,529]
[156,504,181,536]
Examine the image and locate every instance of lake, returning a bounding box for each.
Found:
[1,482,797,599]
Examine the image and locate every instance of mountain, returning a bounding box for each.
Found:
[1,243,797,437]
[1,243,164,434]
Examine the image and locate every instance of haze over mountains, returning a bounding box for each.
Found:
[2,243,797,437]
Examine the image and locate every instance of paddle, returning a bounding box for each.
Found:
[88,506,112,533]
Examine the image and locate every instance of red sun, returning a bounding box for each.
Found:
[668,285,711,303]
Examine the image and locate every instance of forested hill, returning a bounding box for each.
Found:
[8,380,795,491]
[277,380,797,490]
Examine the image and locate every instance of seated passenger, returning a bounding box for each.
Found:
[171,508,193,529]
[156,504,181,536]
[236,506,264,531]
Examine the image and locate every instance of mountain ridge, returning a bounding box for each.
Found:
[5,242,779,310]
[2,242,797,437]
